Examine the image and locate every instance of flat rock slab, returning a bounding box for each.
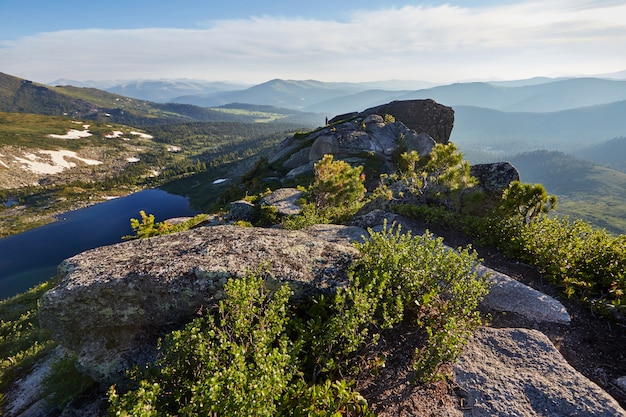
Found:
[476,265,571,325]
[259,188,302,216]
[454,327,626,417]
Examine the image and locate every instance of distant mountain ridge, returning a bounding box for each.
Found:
[131,77,626,116]
[47,74,626,118]
[574,136,626,173]
[452,101,626,157]
[0,72,320,127]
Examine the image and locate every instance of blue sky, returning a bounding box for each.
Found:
[1,0,625,84]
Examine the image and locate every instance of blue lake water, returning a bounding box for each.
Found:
[0,189,199,300]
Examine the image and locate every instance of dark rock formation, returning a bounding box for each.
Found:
[470,162,520,194]
[269,99,450,182]
[355,99,454,144]
[228,199,255,221]
[39,225,360,383]
[463,162,520,215]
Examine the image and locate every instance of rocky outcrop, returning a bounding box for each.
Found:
[457,161,521,215]
[228,199,255,221]
[34,220,626,416]
[346,99,455,144]
[269,100,443,180]
[454,327,626,416]
[38,225,359,383]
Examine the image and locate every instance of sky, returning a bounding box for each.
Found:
[1,0,626,85]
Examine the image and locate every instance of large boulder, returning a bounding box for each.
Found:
[307,119,431,162]
[476,265,571,325]
[39,225,360,383]
[259,188,302,216]
[462,162,521,215]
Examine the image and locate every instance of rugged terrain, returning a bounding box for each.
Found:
[2,91,626,416]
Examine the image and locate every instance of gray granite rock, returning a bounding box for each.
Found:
[454,327,626,416]
[259,188,302,216]
[477,265,571,325]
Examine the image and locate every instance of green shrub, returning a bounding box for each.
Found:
[108,272,374,416]
[383,114,396,124]
[305,154,366,211]
[281,379,374,417]
[123,212,209,239]
[284,155,366,228]
[41,353,95,410]
[350,222,489,382]
[123,210,173,240]
[399,197,626,318]
[109,273,297,417]
[497,181,557,224]
[299,222,489,383]
[0,280,56,392]
[507,217,625,315]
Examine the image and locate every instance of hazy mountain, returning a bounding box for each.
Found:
[486,77,571,87]
[60,75,617,119]
[394,78,626,113]
[451,101,626,158]
[50,78,251,102]
[105,80,249,102]
[0,72,318,127]
[168,79,373,109]
[303,89,413,114]
[574,136,626,173]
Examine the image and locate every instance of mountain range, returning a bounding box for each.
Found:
[71,76,626,116]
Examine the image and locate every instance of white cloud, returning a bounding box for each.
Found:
[1,0,625,83]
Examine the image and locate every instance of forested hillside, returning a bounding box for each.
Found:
[574,136,626,173]
[509,150,626,235]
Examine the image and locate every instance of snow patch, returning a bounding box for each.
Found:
[167,145,181,152]
[105,131,124,139]
[48,126,92,139]
[130,131,153,139]
[14,150,102,174]
[127,157,141,163]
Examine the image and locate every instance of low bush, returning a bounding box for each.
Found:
[123,212,209,239]
[349,222,489,382]
[284,154,367,229]
[396,194,626,319]
[500,216,626,316]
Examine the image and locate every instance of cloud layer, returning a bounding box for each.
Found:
[2,0,625,83]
